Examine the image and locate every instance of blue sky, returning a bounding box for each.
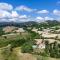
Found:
[0,0,60,22]
[0,0,60,10]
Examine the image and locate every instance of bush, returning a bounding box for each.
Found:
[0,28,5,36]
[11,38,26,48]
[21,42,33,53]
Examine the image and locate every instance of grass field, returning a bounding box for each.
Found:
[35,55,60,60]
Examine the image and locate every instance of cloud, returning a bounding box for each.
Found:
[0,10,19,19]
[36,16,44,22]
[7,14,28,22]
[11,11,19,18]
[9,15,28,22]
[0,10,11,18]
[36,16,54,20]
[36,17,44,20]
[0,10,20,18]
[19,15,27,19]
[0,3,57,22]
[36,16,54,22]
[0,3,13,11]
[37,10,49,14]
[15,5,36,12]
[0,9,29,22]
[44,17,54,20]
[53,9,60,16]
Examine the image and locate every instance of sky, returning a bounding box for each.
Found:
[0,0,60,22]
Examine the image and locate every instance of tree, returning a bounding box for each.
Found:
[53,41,59,58]
[49,43,54,57]
[21,42,33,53]
[45,40,50,56]
[55,27,59,30]
[0,28,5,36]
[11,38,26,48]
[1,44,11,60]
[49,41,59,58]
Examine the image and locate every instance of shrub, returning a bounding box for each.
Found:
[21,42,33,53]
